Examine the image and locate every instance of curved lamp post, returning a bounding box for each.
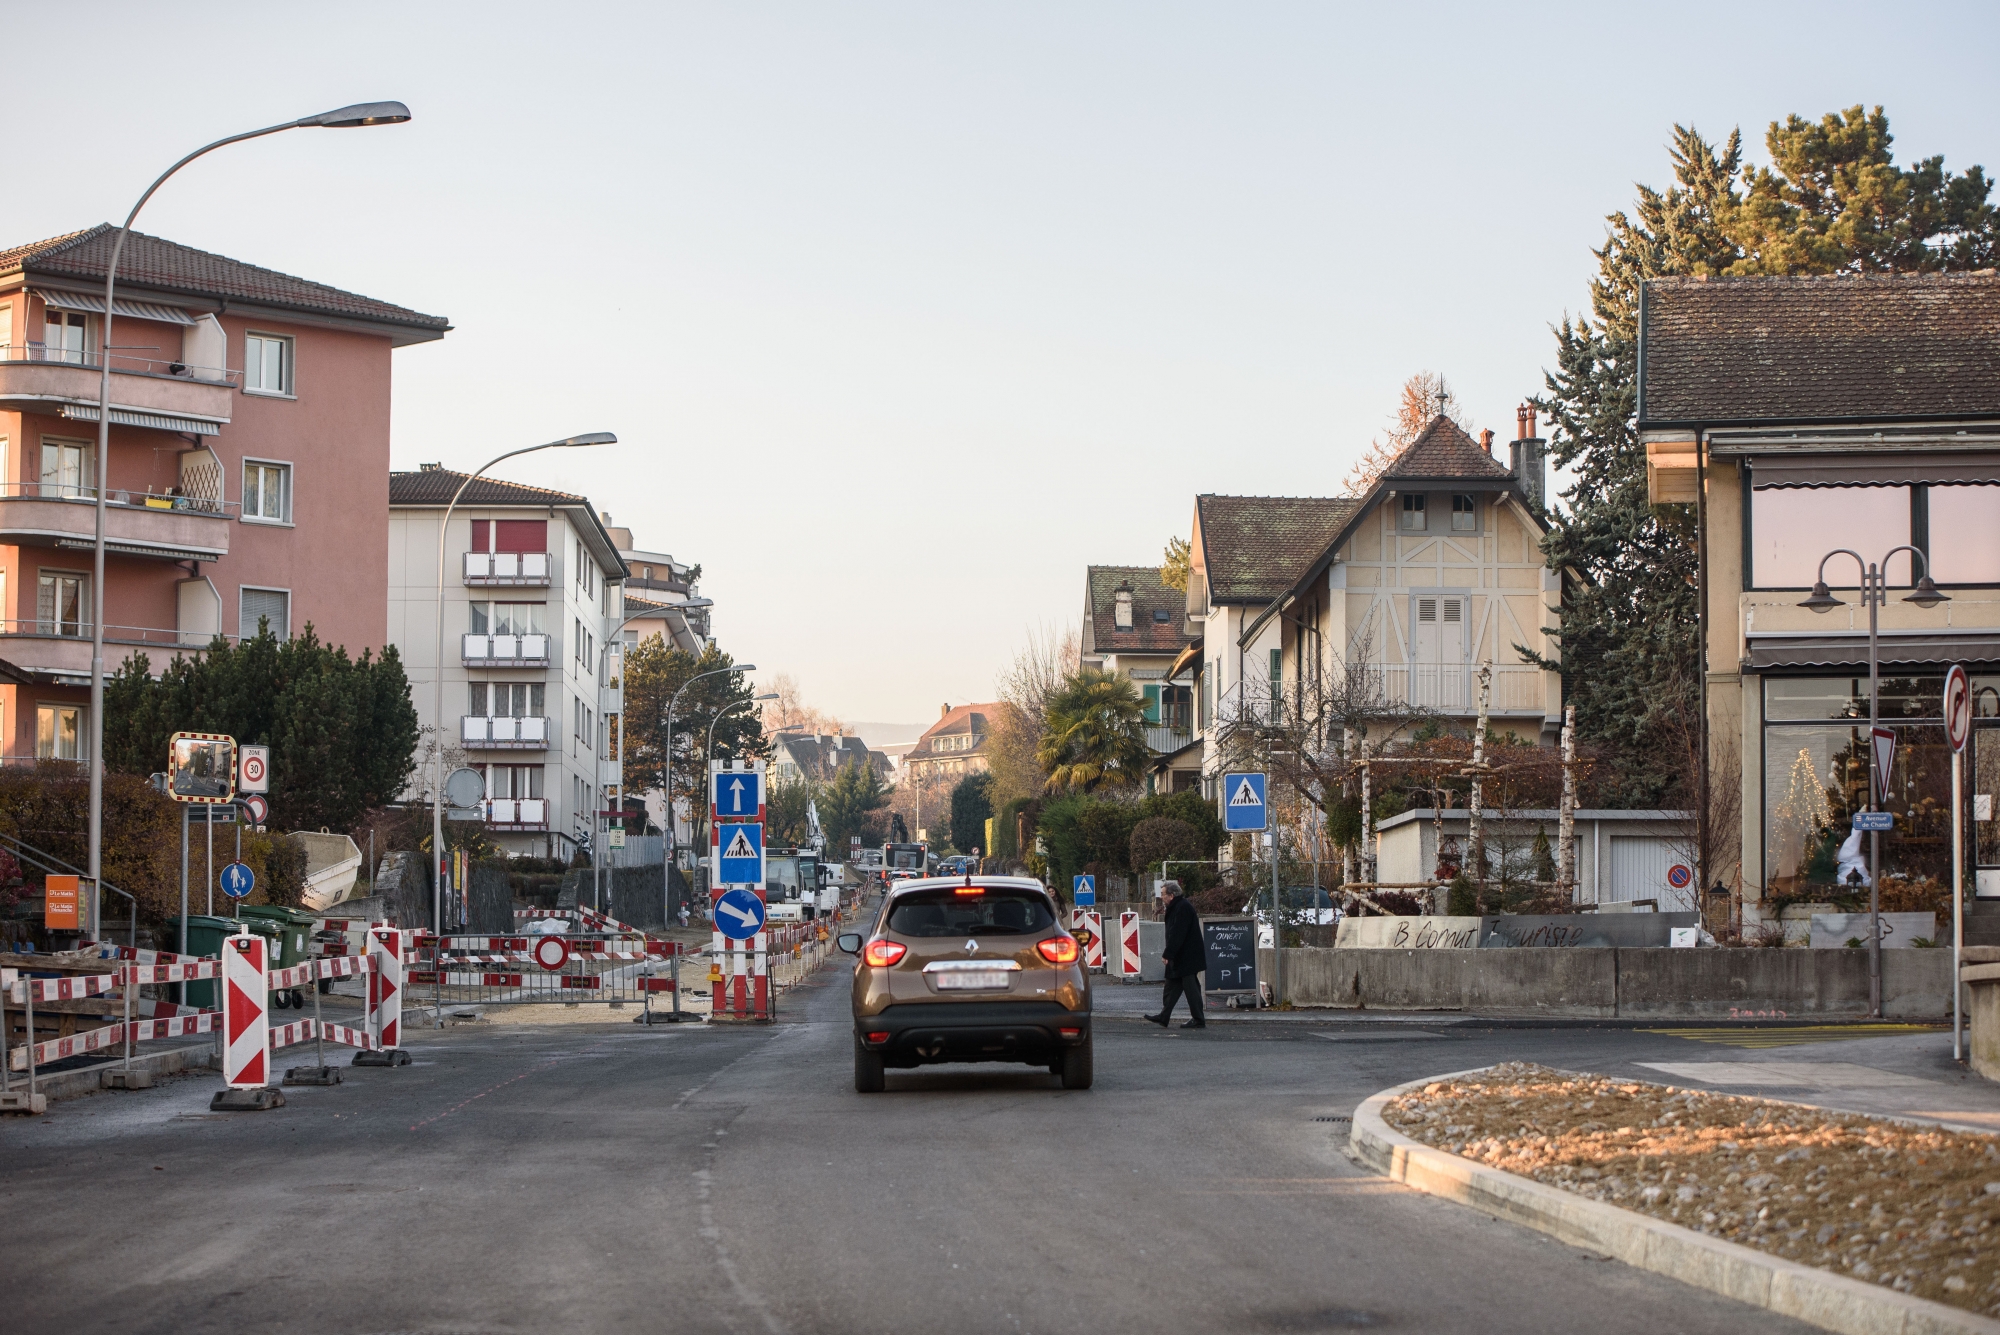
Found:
[432,433,615,931]
[1799,545,1948,1017]
[86,101,411,940]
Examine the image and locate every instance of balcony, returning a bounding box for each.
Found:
[485,798,548,831]
[0,347,235,434]
[1374,664,1550,714]
[461,715,550,750]
[0,483,233,563]
[0,621,225,683]
[464,551,550,586]
[462,632,549,667]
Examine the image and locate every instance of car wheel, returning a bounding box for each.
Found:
[1059,1034,1093,1090]
[272,991,289,1010]
[291,989,306,1009]
[854,1038,886,1094]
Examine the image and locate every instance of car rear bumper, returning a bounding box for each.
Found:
[855,1002,1090,1066]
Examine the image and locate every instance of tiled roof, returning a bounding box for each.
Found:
[1639,273,2000,425]
[1381,416,1514,481]
[388,468,586,508]
[1195,495,1358,603]
[1085,565,1187,654]
[908,703,998,760]
[0,225,449,332]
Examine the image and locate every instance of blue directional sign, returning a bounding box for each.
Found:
[712,768,764,819]
[715,820,766,884]
[1073,874,1096,906]
[1853,811,1895,832]
[1223,772,1267,831]
[713,887,767,937]
[219,860,256,900]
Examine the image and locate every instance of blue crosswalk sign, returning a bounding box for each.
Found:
[715,821,765,884]
[1073,874,1095,905]
[219,861,256,899]
[713,769,764,818]
[713,887,767,937]
[1223,773,1267,831]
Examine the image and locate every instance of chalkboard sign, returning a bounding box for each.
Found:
[1201,916,1258,994]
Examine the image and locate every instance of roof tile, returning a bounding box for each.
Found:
[388,468,586,507]
[1381,416,1513,481]
[1085,565,1188,653]
[1196,496,1358,603]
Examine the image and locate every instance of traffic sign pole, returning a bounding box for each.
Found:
[1947,664,1971,1062]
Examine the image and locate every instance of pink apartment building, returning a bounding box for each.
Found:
[0,226,447,760]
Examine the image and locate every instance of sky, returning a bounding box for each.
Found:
[11,3,2000,733]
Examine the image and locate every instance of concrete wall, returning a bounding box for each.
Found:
[1260,945,1950,1018]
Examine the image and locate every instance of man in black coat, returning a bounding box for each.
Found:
[1147,881,1206,1029]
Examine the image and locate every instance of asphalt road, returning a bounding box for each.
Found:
[12,959,1970,1335]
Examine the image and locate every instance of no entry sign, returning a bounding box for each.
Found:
[532,936,569,972]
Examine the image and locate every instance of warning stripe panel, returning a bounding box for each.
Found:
[558,975,601,990]
[266,1018,378,1052]
[8,1010,222,1071]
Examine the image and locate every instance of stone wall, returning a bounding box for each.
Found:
[1259,946,1950,1018]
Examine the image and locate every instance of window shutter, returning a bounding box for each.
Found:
[494,519,545,553]
[240,588,288,640]
[1418,598,1437,622]
[1442,598,1462,623]
[470,520,489,552]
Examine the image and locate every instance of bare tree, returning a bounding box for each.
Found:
[1343,371,1481,494]
[761,671,848,737]
[987,623,1079,805]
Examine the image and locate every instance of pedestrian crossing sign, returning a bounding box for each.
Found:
[715,821,765,884]
[1223,772,1267,831]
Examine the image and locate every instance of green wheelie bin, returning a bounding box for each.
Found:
[163,915,280,1009]
[236,904,317,1008]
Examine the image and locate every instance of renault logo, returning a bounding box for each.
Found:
[963,939,979,954]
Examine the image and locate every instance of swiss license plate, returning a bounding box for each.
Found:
[935,970,1011,991]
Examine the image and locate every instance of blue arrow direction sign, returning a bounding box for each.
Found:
[713,887,767,938]
[1072,874,1096,905]
[713,768,764,819]
[1223,772,1267,831]
[219,860,256,900]
[1853,811,1895,832]
[716,820,765,884]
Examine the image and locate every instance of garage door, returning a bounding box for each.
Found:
[1607,836,1692,909]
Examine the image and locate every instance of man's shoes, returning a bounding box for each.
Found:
[1145,1012,1170,1028]
[1180,1020,1206,1029]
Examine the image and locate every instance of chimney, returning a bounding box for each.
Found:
[1508,403,1547,511]
[941,703,951,719]
[1113,581,1134,630]
[1479,428,1494,455]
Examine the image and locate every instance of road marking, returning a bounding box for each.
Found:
[1636,1024,1936,1048]
[1312,1030,1448,1042]
[1635,1060,1940,1090]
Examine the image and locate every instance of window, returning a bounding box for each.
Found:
[1143,684,1161,725]
[37,572,87,635]
[1751,486,1913,588]
[1269,647,1283,722]
[36,704,83,760]
[0,305,13,353]
[470,602,544,635]
[476,682,542,718]
[242,460,292,522]
[1401,494,1427,530]
[1925,486,2000,583]
[642,565,654,581]
[1451,494,1477,531]
[244,333,293,395]
[488,764,544,800]
[239,587,290,640]
[40,438,93,499]
[42,309,87,365]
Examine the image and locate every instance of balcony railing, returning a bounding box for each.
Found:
[0,341,239,385]
[484,798,548,830]
[461,715,550,749]
[1373,664,1548,713]
[0,479,235,516]
[462,632,549,667]
[464,551,551,586]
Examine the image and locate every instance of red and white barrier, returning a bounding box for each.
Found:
[9,1009,223,1071]
[1069,909,1105,972]
[220,934,271,1089]
[710,923,770,1020]
[268,1017,378,1053]
[1118,911,1142,978]
[367,928,406,1051]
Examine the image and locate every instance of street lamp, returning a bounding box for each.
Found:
[663,663,756,920]
[431,433,615,932]
[85,101,411,940]
[1799,544,1949,1018]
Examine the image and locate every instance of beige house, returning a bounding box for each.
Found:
[1081,565,1194,786]
[1638,272,2000,931]
[1237,414,1564,746]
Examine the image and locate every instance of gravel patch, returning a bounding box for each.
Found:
[1383,1062,2000,1318]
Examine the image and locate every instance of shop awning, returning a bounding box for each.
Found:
[1747,452,2000,489]
[1747,633,2000,669]
[35,289,197,326]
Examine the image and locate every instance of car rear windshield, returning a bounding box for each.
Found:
[888,888,1055,937]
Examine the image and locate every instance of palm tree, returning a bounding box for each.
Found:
[1037,669,1150,793]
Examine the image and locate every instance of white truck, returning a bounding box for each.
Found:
[764,848,834,920]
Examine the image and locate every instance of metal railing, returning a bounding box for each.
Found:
[0,479,236,516]
[0,618,232,648]
[461,715,551,747]
[1373,664,1546,712]
[0,341,239,385]
[484,798,549,829]
[462,632,550,664]
[464,551,551,583]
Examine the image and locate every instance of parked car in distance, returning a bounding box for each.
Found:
[838,876,1092,1093]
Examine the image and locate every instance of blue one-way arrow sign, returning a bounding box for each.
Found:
[1223,772,1267,831]
[713,768,764,818]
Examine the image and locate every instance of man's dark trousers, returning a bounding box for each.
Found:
[1160,973,1204,1023]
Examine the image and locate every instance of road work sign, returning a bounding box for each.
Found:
[715,821,765,884]
[713,767,764,819]
[1223,773,1267,831]
[714,887,767,938]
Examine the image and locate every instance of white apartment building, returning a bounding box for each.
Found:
[388,467,628,859]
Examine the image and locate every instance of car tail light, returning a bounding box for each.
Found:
[953,886,984,896]
[1036,936,1079,964]
[865,1031,890,1044]
[1059,1027,1081,1039]
[863,939,907,967]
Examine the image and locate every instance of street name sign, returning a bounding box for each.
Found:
[1223,773,1267,832]
[1854,811,1895,832]
[1073,874,1095,905]
[714,887,767,937]
[716,821,766,884]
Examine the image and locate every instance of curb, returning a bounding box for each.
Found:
[13,1042,219,1107]
[1348,1069,2000,1335]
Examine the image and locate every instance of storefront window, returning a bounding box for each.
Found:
[1762,675,1977,906]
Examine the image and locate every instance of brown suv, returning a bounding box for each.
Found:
[837,876,1092,1092]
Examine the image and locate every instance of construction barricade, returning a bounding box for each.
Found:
[1117,911,1143,979]
[1069,909,1106,972]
